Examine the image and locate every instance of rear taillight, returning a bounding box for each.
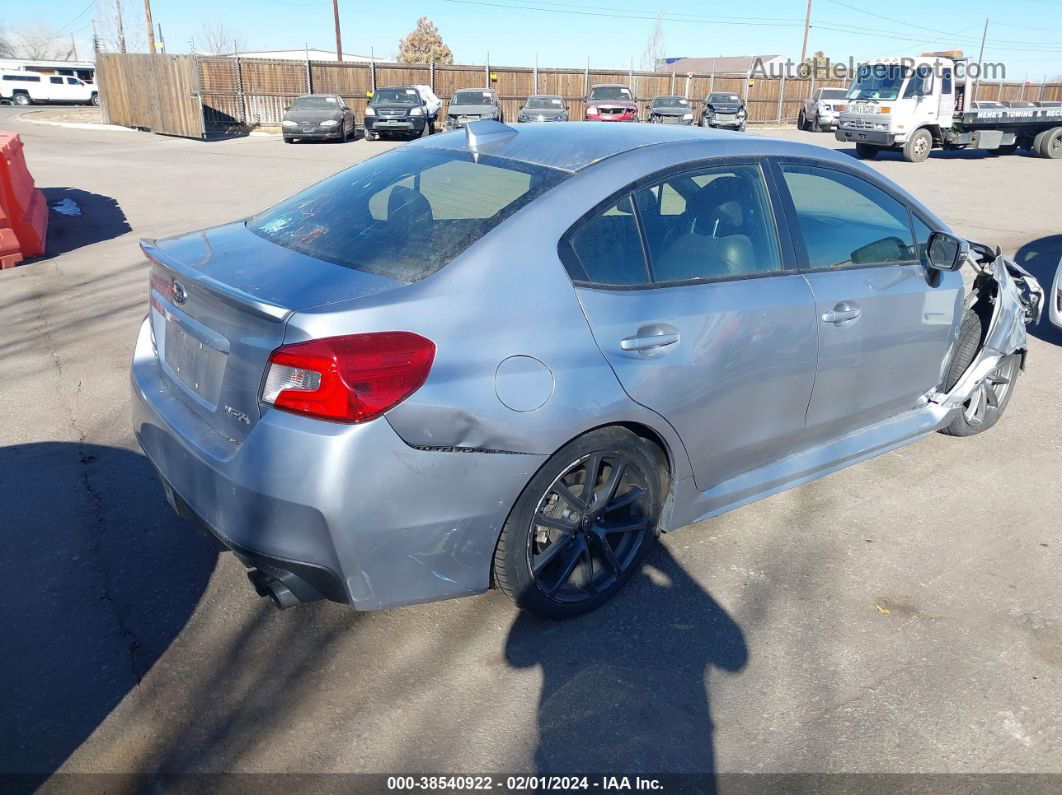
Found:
[262,332,435,424]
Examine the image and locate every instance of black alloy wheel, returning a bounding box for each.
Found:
[493,427,662,619]
[528,451,651,604]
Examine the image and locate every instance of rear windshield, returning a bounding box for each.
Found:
[819,88,846,99]
[248,148,569,282]
[708,93,740,103]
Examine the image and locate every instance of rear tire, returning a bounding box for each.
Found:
[493,427,663,620]
[902,128,933,162]
[939,309,1020,437]
[1036,127,1062,159]
[855,142,879,160]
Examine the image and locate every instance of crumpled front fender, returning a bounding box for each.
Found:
[933,250,1043,410]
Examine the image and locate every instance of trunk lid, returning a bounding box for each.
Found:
[143,221,405,441]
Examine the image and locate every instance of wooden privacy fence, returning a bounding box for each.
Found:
[96,53,204,138]
[94,52,1062,139]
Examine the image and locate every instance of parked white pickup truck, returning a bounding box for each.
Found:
[798,87,847,132]
[836,52,1062,162]
[0,71,99,106]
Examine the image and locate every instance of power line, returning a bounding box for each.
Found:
[56,0,97,36]
[824,0,1062,49]
[442,0,806,27]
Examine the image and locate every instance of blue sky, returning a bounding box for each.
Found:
[16,0,1062,81]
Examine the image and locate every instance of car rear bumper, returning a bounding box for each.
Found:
[130,318,545,610]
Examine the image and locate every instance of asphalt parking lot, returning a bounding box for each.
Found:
[2,107,1061,781]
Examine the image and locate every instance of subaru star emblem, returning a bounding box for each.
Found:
[172,281,187,305]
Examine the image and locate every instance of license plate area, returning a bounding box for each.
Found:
[155,305,228,410]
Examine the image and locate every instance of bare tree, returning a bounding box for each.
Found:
[397,17,453,64]
[198,21,246,55]
[641,12,666,72]
[12,25,73,60]
[95,0,147,53]
[0,27,15,58]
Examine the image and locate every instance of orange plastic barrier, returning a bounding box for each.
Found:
[0,131,48,264]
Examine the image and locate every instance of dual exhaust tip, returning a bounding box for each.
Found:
[247,568,300,610]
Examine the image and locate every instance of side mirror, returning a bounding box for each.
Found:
[926,231,968,271]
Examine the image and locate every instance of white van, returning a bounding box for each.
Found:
[0,71,99,106]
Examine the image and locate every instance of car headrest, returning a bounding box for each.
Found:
[387,185,433,231]
[687,176,747,234]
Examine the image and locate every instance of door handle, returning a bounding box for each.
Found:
[620,325,679,352]
[620,332,679,351]
[821,302,861,324]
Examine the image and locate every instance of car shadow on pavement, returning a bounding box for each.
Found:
[1015,234,1062,344]
[25,188,131,262]
[0,442,217,784]
[505,543,747,782]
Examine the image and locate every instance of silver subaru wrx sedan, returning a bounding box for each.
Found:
[132,121,1041,619]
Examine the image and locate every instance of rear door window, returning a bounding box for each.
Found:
[249,148,567,282]
[567,196,650,287]
[779,164,917,268]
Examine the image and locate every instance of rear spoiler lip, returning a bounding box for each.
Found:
[140,237,291,322]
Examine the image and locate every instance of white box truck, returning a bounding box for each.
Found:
[836,52,1062,162]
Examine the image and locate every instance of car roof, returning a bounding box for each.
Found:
[418,121,856,173]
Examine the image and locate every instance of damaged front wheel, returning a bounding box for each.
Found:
[940,309,1021,437]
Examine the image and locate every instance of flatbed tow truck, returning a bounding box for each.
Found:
[836,52,1062,162]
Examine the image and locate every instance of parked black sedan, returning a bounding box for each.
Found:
[281,94,356,143]
[701,92,747,132]
[516,94,569,122]
[647,95,695,124]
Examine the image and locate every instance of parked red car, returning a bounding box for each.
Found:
[585,83,638,122]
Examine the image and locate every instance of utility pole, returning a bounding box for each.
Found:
[143,0,156,53]
[114,0,127,53]
[157,23,166,53]
[92,19,100,53]
[974,18,989,100]
[799,0,813,66]
[332,0,343,62]
[70,34,78,60]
